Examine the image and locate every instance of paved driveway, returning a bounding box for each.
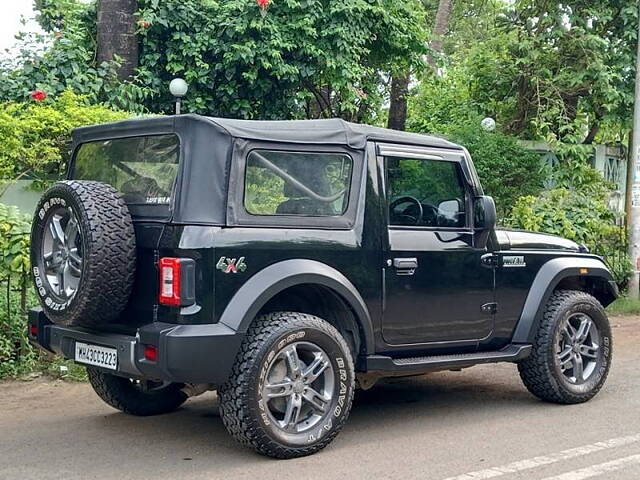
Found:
[2,315,640,480]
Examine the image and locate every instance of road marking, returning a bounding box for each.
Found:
[442,433,640,480]
[540,454,640,480]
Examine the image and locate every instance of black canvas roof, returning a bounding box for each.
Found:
[201,116,462,150]
[73,114,462,151]
[70,114,464,224]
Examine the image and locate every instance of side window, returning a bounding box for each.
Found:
[386,157,467,228]
[244,150,353,216]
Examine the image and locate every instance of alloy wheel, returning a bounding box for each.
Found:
[556,312,601,384]
[41,206,83,301]
[262,341,335,434]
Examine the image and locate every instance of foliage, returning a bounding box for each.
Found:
[133,0,428,120]
[0,202,85,379]
[0,203,35,377]
[0,90,131,182]
[447,124,545,219]
[0,1,149,112]
[508,160,632,285]
[606,297,640,317]
[407,64,479,135]
[1,0,429,121]
[466,1,638,143]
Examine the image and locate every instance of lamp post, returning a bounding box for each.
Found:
[626,12,640,298]
[169,78,188,115]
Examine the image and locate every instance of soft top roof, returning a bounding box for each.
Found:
[70,115,464,225]
[203,116,462,150]
[72,114,462,151]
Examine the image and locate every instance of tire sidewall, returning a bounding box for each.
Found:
[548,297,612,396]
[31,185,89,319]
[249,325,355,449]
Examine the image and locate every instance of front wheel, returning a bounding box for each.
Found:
[219,312,355,459]
[518,290,612,404]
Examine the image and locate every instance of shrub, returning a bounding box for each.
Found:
[508,160,632,286]
[0,202,88,379]
[0,203,35,377]
[446,124,545,220]
[0,90,132,182]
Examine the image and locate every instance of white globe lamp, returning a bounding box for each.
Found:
[481,117,496,132]
[169,78,188,114]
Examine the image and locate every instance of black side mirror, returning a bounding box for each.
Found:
[474,195,496,249]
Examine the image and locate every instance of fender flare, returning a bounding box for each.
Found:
[218,259,375,354]
[512,256,618,344]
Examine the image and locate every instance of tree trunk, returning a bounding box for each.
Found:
[96,0,138,81]
[388,0,454,131]
[387,73,410,130]
[427,0,454,67]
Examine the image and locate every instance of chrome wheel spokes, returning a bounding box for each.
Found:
[42,207,83,301]
[263,342,334,433]
[556,313,600,384]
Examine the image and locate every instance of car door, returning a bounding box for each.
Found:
[380,145,495,346]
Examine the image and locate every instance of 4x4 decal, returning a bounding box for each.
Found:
[216,256,247,274]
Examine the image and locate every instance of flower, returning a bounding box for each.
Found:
[137,19,151,29]
[30,90,47,102]
[257,0,270,10]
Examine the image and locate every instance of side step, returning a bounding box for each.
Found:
[364,344,532,374]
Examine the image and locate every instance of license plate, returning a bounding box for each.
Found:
[75,342,118,370]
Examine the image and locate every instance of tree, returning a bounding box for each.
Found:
[1,0,429,121]
[463,0,639,144]
[427,0,453,66]
[133,0,427,120]
[387,0,454,131]
[96,0,139,81]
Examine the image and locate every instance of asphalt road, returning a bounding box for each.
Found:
[2,315,640,480]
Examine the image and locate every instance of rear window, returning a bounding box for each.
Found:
[73,135,179,205]
[244,150,353,216]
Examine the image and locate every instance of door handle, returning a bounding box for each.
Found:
[393,257,418,275]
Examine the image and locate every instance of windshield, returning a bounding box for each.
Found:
[73,134,179,206]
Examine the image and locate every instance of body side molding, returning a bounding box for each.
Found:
[218,259,375,354]
[512,256,617,344]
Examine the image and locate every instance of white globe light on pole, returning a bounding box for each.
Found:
[169,78,188,115]
[481,117,496,132]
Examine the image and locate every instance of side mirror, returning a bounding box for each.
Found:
[438,199,461,220]
[474,195,496,249]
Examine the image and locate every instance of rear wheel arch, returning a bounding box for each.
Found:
[259,284,363,358]
[218,259,375,355]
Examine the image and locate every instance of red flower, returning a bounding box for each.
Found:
[31,90,47,102]
[257,0,270,10]
[137,19,151,29]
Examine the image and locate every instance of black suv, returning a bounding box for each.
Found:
[28,115,617,458]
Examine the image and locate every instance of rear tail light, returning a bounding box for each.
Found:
[159,257,182,306]
[29,324,38,337]
[158,257,196,307]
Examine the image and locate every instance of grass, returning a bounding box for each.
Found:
[606,297,640,317]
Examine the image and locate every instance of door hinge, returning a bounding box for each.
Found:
[481,302,498,314]
[481,253,498,268]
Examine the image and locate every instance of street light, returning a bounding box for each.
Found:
[169,78,188,115]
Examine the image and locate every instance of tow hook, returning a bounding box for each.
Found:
[181,383,215,398]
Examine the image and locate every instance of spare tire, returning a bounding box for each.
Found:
[30,181,136,327]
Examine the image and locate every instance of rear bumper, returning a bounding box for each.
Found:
[28,308,243,386]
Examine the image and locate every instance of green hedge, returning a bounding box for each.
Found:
[0,90,131,182]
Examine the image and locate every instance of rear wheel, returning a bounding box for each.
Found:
[87,368,187,416]
[518,290,612,404]
[219,312,355,459]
